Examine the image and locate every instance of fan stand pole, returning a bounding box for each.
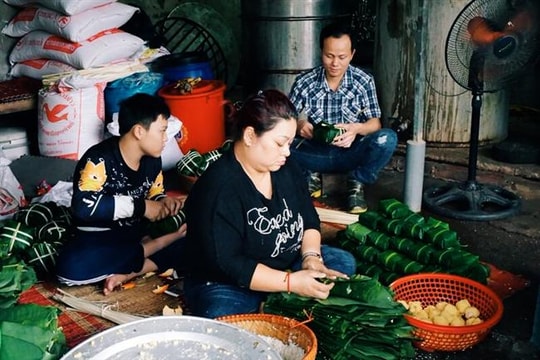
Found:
[422,53,521,221]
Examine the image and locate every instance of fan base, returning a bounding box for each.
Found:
[423,181,521,221]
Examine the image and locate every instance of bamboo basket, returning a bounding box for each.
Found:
[217,313,317,360]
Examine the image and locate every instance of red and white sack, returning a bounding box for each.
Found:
[3,0,116,15]
[9,59,76,79]
[0,157,26,220]
[37,83,106,160]
[2,3,139,42]
[9,29,145,69]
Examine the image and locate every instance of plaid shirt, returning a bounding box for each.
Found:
[289,65,381,125]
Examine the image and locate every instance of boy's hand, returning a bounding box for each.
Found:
[144,200,170,221]
[160,196,184,215]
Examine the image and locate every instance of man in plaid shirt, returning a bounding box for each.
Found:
[289,22,397,213]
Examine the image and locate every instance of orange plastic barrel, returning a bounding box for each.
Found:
[158,80,226,154]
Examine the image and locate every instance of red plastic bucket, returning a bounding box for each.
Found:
[159,80,227,154]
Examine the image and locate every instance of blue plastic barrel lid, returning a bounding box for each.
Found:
[105,72,164,115]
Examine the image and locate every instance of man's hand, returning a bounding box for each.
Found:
[332,123,358,148]
[298,119,314,139]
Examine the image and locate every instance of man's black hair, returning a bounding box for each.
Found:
[319,22,356,51]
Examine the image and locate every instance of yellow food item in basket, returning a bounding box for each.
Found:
[400,299,483,326]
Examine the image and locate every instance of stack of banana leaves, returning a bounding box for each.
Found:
[337,198,490,285]
[0,216,68,359]
[264,274,416,359]
[0,257,66,359]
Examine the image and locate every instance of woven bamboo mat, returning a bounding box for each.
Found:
[57,273,186,317]
[19,282,113,349]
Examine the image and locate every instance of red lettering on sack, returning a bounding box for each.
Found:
[87,28,120,42]
[43,35,80,53]
[13,7,37,22]
[39,10,57,21]
[57,16,70,28]
[22,59,47,69]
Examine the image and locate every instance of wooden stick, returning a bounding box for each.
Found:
[52,288,145,324]
[42,62,149,87]
[315,207,358,225]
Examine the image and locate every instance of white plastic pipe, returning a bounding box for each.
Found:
[404,139,426,212]
[403,0,427,212]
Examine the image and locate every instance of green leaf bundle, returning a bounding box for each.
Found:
[0,257,37,309]
[338,199,490,285]
[264,275,416,360]
[0,303,67,360]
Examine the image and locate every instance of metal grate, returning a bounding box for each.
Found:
[153,16,227,84]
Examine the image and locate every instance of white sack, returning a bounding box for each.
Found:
[3,0,117,15]
[9,29,145,69]
[9,59,76,79]
[2,3,139,42]
[38,83,106,160]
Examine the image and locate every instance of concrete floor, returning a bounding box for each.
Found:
[317,134,540,359]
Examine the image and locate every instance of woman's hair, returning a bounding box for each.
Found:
[228,89,298,141]
[319,22,356,51]
[118,93,171,135]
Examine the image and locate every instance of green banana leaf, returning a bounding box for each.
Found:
[0,259,37,309]
[146,210,186,239]
[378,198,413,219]
[424,216,450,230]
[325,275,396,308]
[0,304,67,359]
[358,211,385,229]
[367,231,392,250]
[312,121,345,143]
[344,223,372,244]
[263,275,416,360]
[378,250,424,274]
[355,245,381,263]
[400,220,425,239]
[424,227,461,248]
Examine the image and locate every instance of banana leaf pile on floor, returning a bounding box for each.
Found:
[0,201,70,359]
[0,258,67,359]
[263,274,416,360]
[336,198,490,286]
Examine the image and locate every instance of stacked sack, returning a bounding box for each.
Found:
[3,0,141,79]
[2,0,144,160]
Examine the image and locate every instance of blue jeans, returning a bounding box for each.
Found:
[290,128,397,185]
[183,245,356,318]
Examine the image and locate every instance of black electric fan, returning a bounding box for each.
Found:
[423,0,539,221]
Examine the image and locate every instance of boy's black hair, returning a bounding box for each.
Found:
[118,93,170,135]
[319,22,356,51]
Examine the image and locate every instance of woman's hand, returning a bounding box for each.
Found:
[289,270,335,299]
[302,257,349,280]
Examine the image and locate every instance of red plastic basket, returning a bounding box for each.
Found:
[390,273,504,352]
